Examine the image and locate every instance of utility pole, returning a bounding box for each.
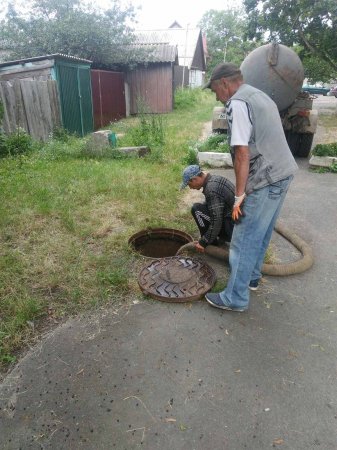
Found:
[182,23,189,88]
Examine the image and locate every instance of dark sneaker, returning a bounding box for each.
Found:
[249,279,259,291]
[205,292,246,312]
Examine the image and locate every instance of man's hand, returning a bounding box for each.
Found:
[232,193,246,223]
[194,241,205,253]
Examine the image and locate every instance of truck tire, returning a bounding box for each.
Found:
[285,131,313,158]
[285,131,301,156]
[297,133,314,157]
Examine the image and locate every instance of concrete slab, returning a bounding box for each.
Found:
[309,155,337,167]
[1,159,337,450]
[198,151,233,168]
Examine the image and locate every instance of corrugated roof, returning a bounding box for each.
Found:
[135,28,204,69]
[111,43,178,65]
[130,43,178,63]
[0,53,92,68]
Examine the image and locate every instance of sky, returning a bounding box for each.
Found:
[0,0,242,29]
[112,0,243,30]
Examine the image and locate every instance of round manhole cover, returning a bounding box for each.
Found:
[138,256,216,303]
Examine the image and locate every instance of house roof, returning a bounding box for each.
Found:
[0,53,92,68]
[135,28,206,70]
[169,21,183,29]
[128,43,178,64]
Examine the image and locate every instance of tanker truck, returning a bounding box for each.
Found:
[212,42,318,158]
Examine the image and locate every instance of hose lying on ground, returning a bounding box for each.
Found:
[176,221,313,276]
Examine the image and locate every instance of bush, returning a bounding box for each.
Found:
[182,146,198,165]
[0,132,6,156]
[197,134,230,153]
[330,163,337,173]
[312,142,337,157]
[0,129,34,157]
[51,127,73,142]
[174,87,205,110]
[125,114,165,148]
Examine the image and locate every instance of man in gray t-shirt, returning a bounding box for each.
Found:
[203,62,297,312]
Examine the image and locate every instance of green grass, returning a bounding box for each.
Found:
[312,142,337,157]
[0,88,216,367]
[196,133,230,153]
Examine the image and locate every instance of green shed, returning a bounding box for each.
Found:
[0,54,94,137]
[54,56,93,136]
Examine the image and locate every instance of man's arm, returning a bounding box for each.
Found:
[232,145,250,222]
[233,145,250,196]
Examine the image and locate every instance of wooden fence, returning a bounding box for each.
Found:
[0,79,61,141]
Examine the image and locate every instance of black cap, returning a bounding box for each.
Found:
[203,62,241,89]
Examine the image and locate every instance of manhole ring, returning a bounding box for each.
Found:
[129,228,193,258]
[138,256,216,303]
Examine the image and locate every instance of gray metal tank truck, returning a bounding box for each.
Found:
[211,42,318,158]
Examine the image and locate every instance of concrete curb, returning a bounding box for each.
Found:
[197,151,233,168]
[309,155,337,167]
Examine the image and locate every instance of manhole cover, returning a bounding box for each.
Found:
[138,256,216,303]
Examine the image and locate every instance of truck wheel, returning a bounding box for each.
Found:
[285,131,301,156]
[297,133,314,158]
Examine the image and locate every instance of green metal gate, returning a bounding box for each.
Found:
[55,59,93,136]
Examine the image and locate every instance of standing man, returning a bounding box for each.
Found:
[203,63,298,312]
[181,165,235,252]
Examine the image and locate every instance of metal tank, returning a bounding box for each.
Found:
[240,42,304,111]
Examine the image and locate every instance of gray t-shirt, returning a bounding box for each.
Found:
[226,84,298,193]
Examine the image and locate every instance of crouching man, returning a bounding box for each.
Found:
[181,165,235,253]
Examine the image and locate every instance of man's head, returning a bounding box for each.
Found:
[203,62,243,103]
[181,165,205,190]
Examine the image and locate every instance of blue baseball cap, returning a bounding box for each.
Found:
[181,165,202,189]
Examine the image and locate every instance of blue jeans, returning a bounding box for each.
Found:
[219,176,293,309]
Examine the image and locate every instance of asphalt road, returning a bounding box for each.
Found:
[1,118,337,449]
[312,94,337,115]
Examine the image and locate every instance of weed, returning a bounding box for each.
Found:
[97,267,129,292]
[311,163,337,173]
[212,280,227,292]
[197,134,230,153]
[174,87,207,110]
[330,163,337,173]
[0,296,45,364]
[0,128,34,157]
[181,134,229,166]
[182,145,199,165]
[312,142,337,157]
[51,127,73,142]
[0,132,6,156]
[125,114,166,148]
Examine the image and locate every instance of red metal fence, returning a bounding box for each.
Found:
[91,70,126,130]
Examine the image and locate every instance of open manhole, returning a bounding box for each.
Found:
[138,256,216,303]
[129,228,193,258]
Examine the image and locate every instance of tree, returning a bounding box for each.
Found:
[0,0,142,66]
[199,8,260,74]
[244,0,337,79]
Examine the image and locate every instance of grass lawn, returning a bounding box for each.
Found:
[0,89,217,367]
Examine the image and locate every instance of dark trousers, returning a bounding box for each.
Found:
[191,202,234,244]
